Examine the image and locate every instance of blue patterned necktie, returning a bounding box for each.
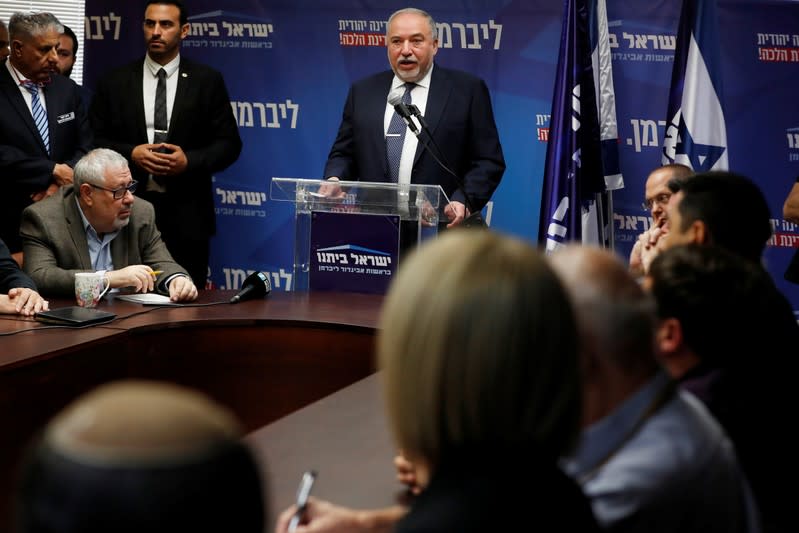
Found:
[385,82,414,183]
[21,80,50,155]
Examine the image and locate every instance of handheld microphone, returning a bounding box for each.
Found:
[230,271,271,304]
[387,89,419,134]
[387,90,485,228]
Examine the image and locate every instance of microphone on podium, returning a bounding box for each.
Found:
[230,271,271,304]
[386,90,486,228]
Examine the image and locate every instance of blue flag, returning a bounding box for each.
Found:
[539,0,619,251]
[662,0,728,171]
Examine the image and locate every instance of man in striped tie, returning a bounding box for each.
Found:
[323,8,505,230]
[0,12,91,261]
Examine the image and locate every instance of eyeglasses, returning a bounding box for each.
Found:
[641,193,671,211]
[90,180,138,200]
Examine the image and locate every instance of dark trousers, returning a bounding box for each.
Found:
[138,190,210,288]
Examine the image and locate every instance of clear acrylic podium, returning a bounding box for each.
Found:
[271,178,450,292]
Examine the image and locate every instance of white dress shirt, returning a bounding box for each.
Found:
[384,64,433,187]
[6,60,47,117]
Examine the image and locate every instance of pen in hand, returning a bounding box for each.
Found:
[149,270,163,277]
[288,470,317,532]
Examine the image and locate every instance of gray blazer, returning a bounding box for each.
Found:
[20,186,188,298]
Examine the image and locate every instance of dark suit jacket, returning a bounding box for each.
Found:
[90,56,242,236]
[324,65,505,211]
[785,248,799,283]
[0,59,92,251]
[20,186,189,298]
[395,457,599,533]
[0,238,36,293]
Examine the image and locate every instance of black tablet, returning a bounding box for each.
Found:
[35,306,117,327]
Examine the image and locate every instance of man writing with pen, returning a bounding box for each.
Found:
[20,148,198,302]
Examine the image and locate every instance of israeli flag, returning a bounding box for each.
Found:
[538,0,620,251]
[585,0,623,244]
[662,0,728,171]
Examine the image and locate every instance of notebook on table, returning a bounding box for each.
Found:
[34,306,117,327]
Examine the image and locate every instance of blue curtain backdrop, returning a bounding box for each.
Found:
[82,0,799,313]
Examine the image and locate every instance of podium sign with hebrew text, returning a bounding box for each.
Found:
[309,211,400,294]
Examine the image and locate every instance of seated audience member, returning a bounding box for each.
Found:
[0,237,48,316]
[15,380,265,533]
[648,244,799,533]
[549,246,758,533]
[782,175,799,283]
[629,163,693,276]
[397,246,761,532]
[20,148,198,302]
[642,170,772,273]
[276,231,599,533]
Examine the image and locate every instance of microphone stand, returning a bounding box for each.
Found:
[404,104,486,228]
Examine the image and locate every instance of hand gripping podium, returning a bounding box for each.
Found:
[271,178,450,294]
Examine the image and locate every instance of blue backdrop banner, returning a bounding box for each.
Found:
[82,0,799,313]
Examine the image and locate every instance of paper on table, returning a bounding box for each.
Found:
[114,293,174,305]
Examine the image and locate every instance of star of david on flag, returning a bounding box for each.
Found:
[662,0,728,171]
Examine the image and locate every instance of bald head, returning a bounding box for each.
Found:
[46,380,241,466]
[645,164,692,228]
[549,246,639,302]
[17,381,265,533]
[549,246,659,375]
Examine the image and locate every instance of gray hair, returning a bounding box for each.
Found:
[9,12,63,40]
[74,149,130,188]
[386,8,438,40]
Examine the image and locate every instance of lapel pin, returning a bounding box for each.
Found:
[181,73,188,78]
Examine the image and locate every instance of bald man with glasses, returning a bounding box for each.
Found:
[20,148,197,302]
[629,164,693,276]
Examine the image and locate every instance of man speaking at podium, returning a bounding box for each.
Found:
[323,7,505,228]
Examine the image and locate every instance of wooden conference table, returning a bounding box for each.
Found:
[0,290,384,530]
[248,373,404,529]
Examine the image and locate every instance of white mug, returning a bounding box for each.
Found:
[75,272,111,308]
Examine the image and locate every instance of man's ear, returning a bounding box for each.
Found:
[11,39,23,58]
[656,317,683,356]
[79,183,94,206]
[688,219,708,245]
[655,317,699,379]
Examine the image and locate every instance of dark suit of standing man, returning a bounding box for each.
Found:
[324,7,505,227]
[90,0,242,287]
[0,12,92,256]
